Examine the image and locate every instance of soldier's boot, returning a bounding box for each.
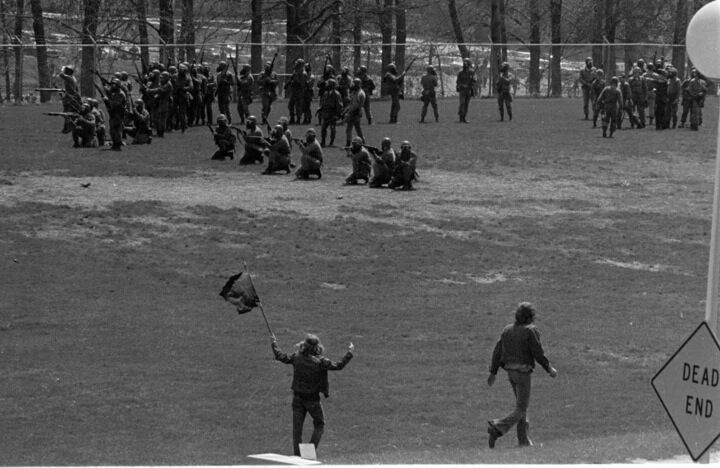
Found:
[499,109,504,122]
[508,109,513,121]
[602,126,607,138]
[517,420,532,447]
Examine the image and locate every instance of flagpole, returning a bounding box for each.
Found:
[243,261,276,340]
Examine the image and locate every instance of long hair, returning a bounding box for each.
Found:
[298,334,324,356]
[514,302,536,326]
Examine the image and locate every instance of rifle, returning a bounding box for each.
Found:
[402,56,418,76]
[199,49,205,65]
[323,53,331,73]
[208,123,215,135]
[94,83,107,100]
[134,62,145,86]
[44,111,79,118]
[35,88,64,93]
[292,137,305,146]
[93,69,110,86]
[340,144,380,154]
[229,56,239,83]
[265,120,273,135]
[268,51,278,73]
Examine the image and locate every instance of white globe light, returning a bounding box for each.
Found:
[687,0,720,79]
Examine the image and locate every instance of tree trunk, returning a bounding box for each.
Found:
[331,0,342,70]
[13,0,24,104]
[603,0,617,77]
[179,0,195,63]
[250,0,262,73]
[395,0,406,71]
[80,0,101,97]
[135,0,150,70]
[549,0,562,97]
[1,0,10,101]
[158,0,174,65]
[591,1,603,68]
[352,0,362,72]
[672,0,687,78]
[528,0,541,96]
[378,0,393,96]
[448,0,469,59]
[30,0,50,102]
[489,0,503,95]
[285,0,307,76]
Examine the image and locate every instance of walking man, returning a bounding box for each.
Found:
[272,334,354,457]
[420,66,439,123]
[487,302,558,448]
[578,57,595,120]
[456,58,476,123]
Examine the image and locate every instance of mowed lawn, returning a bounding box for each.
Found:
[0,95,718,465]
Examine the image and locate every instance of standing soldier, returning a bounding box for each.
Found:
[383,63,405,124]
[337,67,352,107]
[578,57,595,120]
[188,64,204,126]
[456,58,476,123]
[651,64,669,130]
[202,63,217,125]
[687,68,707,131]
[258,60,279,125]
[216,61,235,124]
[617,74,639,130]
[496,63,513,122]
[284,59,307,125]
[596,76,622,138]
[237,64,254,125]
[357,65,375,125]
[58,65,82,133]
[679,71,692,128]
[88,98,106,147]
[420,65,439,123]
[319,79,343,147]
[262,124,292,174]
[295,128,324,180]
[173,64,193,133]
[343,136,372,185]
[628,67,647,129]
[644,64,656,127]
[149,71,173,138]
[590,69,606,128]
[103,79,128,150]
[666,67,681,129]
[369,137,396,189]
[209,114,236,161]
[303,63,315,124]
[343,78,366,147]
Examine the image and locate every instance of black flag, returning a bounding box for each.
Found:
[219,271,260,314]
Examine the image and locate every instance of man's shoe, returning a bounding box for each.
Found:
[487,421,501,449]
[519,439,534,447]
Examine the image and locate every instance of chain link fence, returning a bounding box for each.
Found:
[0,42,695,103]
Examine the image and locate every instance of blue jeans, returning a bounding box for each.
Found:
[493,370,531,443]
[292,394,325,456]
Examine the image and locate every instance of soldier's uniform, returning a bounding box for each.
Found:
[263,125,292,174]
[456,59,476,123]
[89,98,106,146]
[295,129,324,179]
[590,70,606,127]
[617,76,639,129]
[358,66,375,124]
[202,64,217,125]
[239,116,267,165]
[666,68,681,129]
[344,137,372,185]
[389,141,418,191]
[189,65,205,126]
[173,65,193,132]
[344,79,366,147]
[369,138,396,188]
[103,80,128,150]
[496,63,513,122]
[237,64,254,124]
[628,68,647,128]
[211,114,236,161]
[337,68,352,107]
[687,70,707,131]
[258,62,279,124]
[679,76,692,128]
[216,63,235,124]
[596,77,622,138]
[302,64,315,124]
[125,99,152,144]
[644,65,656,126]
[420,66,439,123]
[72,104,97,148]
[319,79,343,147]
[149,72,173,137]
[578,58,595,120]
[58,66,82,133]
[285,59,307,124]
[383,64,404,124]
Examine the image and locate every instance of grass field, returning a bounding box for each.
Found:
[1,95,718,465]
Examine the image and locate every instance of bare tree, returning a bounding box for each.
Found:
[29,0,51,102]
[671,0,687,77]
[351,0,363,72]
[447,0,469,59]
[158,0,174,65]
[330,0,341,69]
[1,0,9,101]
[377,0,393,95]
[284,1,340,73]
[251,0,262,73]
[13,0,23,103]
[489,0,507,94]
[527,0,540,96]
[549,0,562,97]
[134,0,150,69]
[179,0,195,63]
[80,0,101,97]
[395,0,406,71]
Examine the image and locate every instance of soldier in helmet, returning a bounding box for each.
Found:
[58,65,82,133]
[343,78,366,147]
[628,67,647,129]
[284,58,307,125]
[295,128,323,179]
[369,137,396,188]
[87,98,106,147]
[357,65,375,124]
[149,71,173,137]
[595,76,622,138]
[103,79,128,150]
[337,67,352,106]
[496,62,513,122]
[72,103,97,148]
[173,64,193,133]
[590,69,606,128]
[420,65,439,123]
[389,140,418,191]
[210,114,236,161]
[343,136,372,185]
[125,99,152,144]
[383,63,405,123]
[262,124,292,174]
[216,61,235,124]
[239,115,267,165]
[578,57,595,120]
[258,60,279,125]
[319,78,343,147]
[237,63,254,125]
[201,63,217,125]
[666,66,682,129]
[456,58,476,123]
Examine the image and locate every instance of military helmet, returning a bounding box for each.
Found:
[400,140,411,149]
[111,78,121,87]
[87,98,98,106]
[160,71,170,79]
[381,137,392,148]
[305,128,316,136]
[596,69,605,76]
[273,124,284,135]
[327,78,337,88]
[81,102,91,112]
[217,114,228,123]
[427,65,435,73]
[352,77,361,85]
[387,63,397,71]
[114,71,122,78]
[500,62,509,71]
[358,65,367,73]
[247,115,257,124]
[63,65,74,74]
[120,71,129,80]
[278,116,289,126]
[135,98,144,105]
[168,65,177,73]
[610,76,619,85]
[351,136,363,145]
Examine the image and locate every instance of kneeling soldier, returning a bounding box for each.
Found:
[344,136,371,185]
[389,140,418,190]
[72,103,97,148]
[210,114,236,160]
[369,137,396,188]
[126,99,152,144]
[263,124,292,174]
[295,128,324,180]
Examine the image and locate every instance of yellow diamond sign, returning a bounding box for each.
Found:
[651,321,720,461]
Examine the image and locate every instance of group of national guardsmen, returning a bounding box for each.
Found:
[578,56,709,138]
[51,52,710,190]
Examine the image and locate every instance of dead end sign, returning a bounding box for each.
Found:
[652,321,720,461]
